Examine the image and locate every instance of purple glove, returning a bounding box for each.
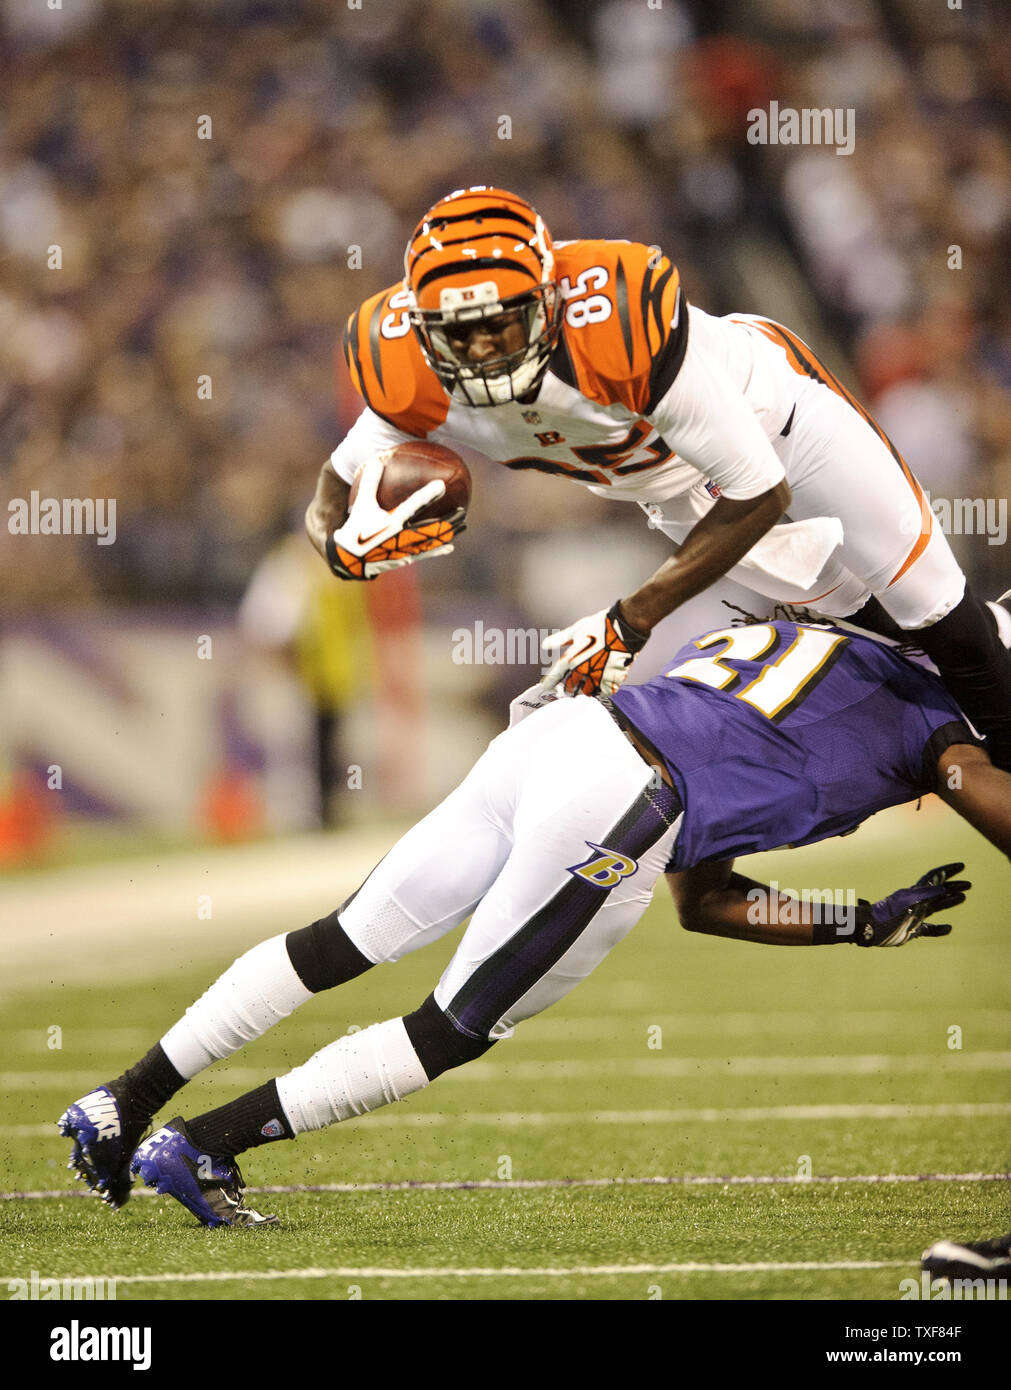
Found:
[855,863,971,947]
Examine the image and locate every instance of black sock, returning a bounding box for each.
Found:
[186,1080,294,1159]
[108,1043,185,1125]
[917,589,1011,772]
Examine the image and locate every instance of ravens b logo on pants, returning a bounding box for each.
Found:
[567,843,639,889]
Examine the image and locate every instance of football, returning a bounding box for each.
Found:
[352,442,471,522]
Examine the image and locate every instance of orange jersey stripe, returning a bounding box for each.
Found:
[553,241,687,414]
[344,286,449,437]
[745,318,933,586]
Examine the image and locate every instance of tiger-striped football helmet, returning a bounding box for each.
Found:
[404,186,562,407]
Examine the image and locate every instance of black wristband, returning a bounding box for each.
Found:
[852,899,877,946]
[811,900,872,945]
[609,601,649,652]
[324,531,346,576]
[325,532,372,580]
[811,920,848,945]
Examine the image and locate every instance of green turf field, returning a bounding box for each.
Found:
[2,804,1009,1301]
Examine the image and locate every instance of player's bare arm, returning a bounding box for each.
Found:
[667,859,818,945]
[619,479,792,634]
[667,737,1004,945]
[304,462,350,561]
[936,742,1011,862]
[666,859,969,948]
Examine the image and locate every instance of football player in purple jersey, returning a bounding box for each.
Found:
[60,621,1007,1227]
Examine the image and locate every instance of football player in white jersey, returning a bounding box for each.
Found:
[306,186,1011,769]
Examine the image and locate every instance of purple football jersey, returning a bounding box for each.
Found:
[611,621,973,869]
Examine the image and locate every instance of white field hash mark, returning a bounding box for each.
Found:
[431,1052,1011,1080]
[4,1172,1008,1201]
[0,1261,912,1285]
[8,1051,1011,1090]
[6,1100,1011,1140]
[520,1008,1011,1038]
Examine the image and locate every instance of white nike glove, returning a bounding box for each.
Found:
[541,601,650,696]
[326,455,465,581]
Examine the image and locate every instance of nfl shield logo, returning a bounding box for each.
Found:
[261,1118,284,1138]
[522,409,542,424]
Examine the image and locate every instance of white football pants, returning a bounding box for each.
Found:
[646,325,967,630]
[339,696,682,1040]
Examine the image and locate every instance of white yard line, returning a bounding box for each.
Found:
[1,1261,912,1284]
[8,1051,1011,1091]
[1,1070,266,1089]
[6,1100,1010,1139]
[5,1171,1007,1202]
[330,1101,1011,1127]
[323,1100,1011,1126]
[445,1052,1011,1080]
[520,1008,1011,1037]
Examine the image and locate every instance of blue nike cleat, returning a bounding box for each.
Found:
[130,1119,279,1229]
[58,1085,145,1210]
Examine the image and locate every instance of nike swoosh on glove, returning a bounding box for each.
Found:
[855,862,971,946]
[541,601,649,696]
[327,455,466,581]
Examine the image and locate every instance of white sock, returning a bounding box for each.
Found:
[276,1017,429,1133]
[160,934,314,1079]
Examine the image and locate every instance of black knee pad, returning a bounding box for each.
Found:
[285,910,374,993]
[403,993,496,1082]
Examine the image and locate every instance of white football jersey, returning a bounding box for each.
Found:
[334,241,794,506]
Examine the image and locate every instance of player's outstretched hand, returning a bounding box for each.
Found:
[855,863,971,947]
[327,456,465,581]
[541,601,650,696]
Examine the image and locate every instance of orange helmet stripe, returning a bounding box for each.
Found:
[405,186,552,312]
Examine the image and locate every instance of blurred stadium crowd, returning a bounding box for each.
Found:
[2,0,1008,610]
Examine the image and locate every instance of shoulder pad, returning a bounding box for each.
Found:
[343,284,450,436]
[552,241,688,415]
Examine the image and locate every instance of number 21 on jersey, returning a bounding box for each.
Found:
[665,625,849,723]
